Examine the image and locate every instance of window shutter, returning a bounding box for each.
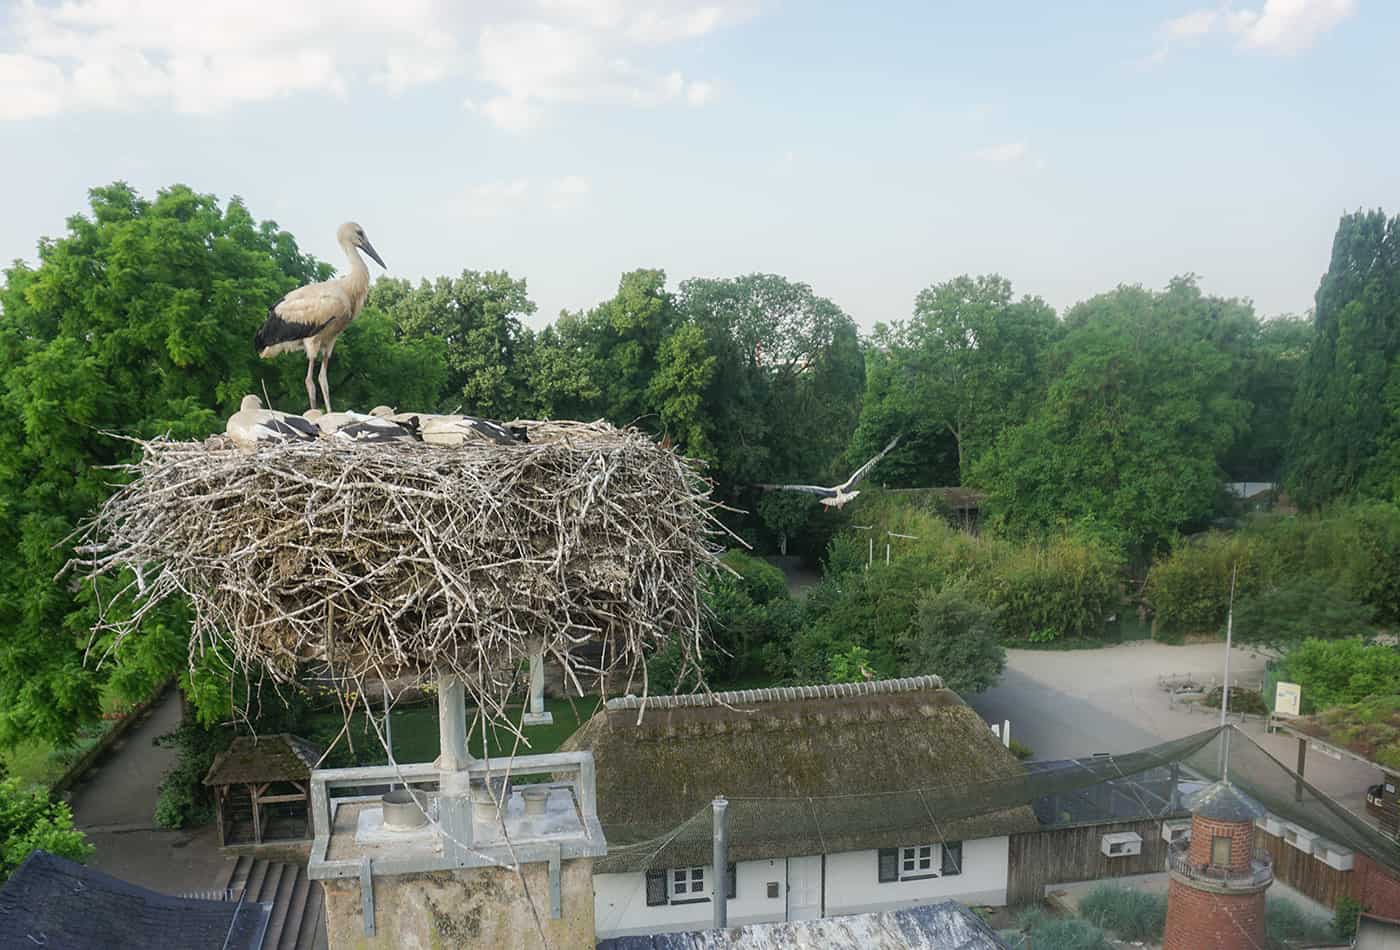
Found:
[727,863,737,900]
[942,841,963,877]
[645,870,669,906]
[878,848,899,883]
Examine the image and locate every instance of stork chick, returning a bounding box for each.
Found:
[225,395,320,449]
[254,221,386,413]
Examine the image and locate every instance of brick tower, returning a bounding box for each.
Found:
[1163,781,1273,950]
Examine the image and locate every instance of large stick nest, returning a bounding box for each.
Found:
[67,420,722,724]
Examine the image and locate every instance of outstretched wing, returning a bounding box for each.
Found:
[837,435,902,493]
[755,484,838,498]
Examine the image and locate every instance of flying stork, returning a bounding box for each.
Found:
[254,221,386,413]
[756,435,902,510]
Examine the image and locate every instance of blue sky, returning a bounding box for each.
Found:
[0,1,1393,328]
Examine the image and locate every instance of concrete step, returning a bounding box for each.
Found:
[243,858,269,905]
[262,864,301,949]
[275,868,312,950]
[220,854,252,898]
[257,862,285,905]
[294,881,328,950]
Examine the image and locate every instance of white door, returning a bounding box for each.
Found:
[786,855,823,921]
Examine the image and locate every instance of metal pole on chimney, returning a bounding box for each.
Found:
[1219,564,1237,783]
[712,796,729,929]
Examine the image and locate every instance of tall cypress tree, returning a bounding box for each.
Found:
[1288,211,1400,508]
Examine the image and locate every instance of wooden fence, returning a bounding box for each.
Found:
[1256,828,1357,908]
[1007,818,1174,905]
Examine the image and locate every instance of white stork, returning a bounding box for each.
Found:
[313,410,415,442]
[418,414,528,446]
[756,435,902,509]
[254,221,386,413]
[225,395,320,449]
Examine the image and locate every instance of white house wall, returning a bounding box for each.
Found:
[824,837,1010,916]
[595,858,787,940]
[594,837,1011,939]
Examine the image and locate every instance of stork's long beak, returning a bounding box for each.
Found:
[361,239,387,269]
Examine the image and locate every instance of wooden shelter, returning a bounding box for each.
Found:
[204,734,322,848]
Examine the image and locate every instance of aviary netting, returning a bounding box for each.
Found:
[64,420,724,737]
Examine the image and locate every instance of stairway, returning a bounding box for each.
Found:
[185,855,327,950]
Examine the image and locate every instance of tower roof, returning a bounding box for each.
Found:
[1188,781,1265,821]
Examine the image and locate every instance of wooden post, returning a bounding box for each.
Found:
[215,786,226,847]
[250,783,262,844]
[1295,736,1307,802]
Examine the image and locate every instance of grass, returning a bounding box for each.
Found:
[307,695,601,768]
[1264,896,1336,950]
[0,682,147,789]
[1078,884,1167,942]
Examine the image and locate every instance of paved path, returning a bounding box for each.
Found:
[66,688,230,894]
[967,641,1379,818]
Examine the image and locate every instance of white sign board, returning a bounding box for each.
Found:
[1275,681,1302,717]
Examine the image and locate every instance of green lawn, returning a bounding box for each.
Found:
[307,695,601,768]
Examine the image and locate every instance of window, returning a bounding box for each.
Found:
[1211,835,1232,867]
[941,841,963,876]
[879,845,941,882]
[671,866,705,901]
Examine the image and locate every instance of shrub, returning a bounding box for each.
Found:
[899,584,1005,694]
[1008,739,1034,760]
[978,535,1118,641]
[1333,896,1364,942]
[1078,884,1167,942]
[1010,909,1114,950]
[1202,686,1269,716]
[1280,638,1400,711]
[1264,896,1334,950]
[1232,576,1376,650]
[1145,531,1269,635]
[153,719,230,829]
[0,778,92,881]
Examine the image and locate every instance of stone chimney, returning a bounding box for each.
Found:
[1163,781,1272,950]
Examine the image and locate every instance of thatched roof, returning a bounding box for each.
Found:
[564,677,1039,872]
[203,734,322,787]
[1289,695,1400,772]
[69,420,719,731]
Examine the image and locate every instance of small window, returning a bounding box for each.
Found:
[670,866,706,902]
[1211,835,1232,867]
[897,845,940,881]
[941,841,963,876]
[878,848,899,883]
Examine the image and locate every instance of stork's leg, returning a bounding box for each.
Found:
[319,342,335,414]
[304,351,318,412]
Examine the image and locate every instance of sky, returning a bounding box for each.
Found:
[0,0,1394,329]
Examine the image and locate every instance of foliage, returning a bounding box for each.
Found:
[1289,210,1400,508]
[1280,639,1400,712]
[975,277,1254,557]
[1077,884,1167,943]
[1008,738,1033,760]
[1224,315,1311,481]
[703,552,801,683]
[827,644,876,684]
[1010,909,1114,950]
[900,585,1006,694]
[1264,896,1336,950]
[1333,896,1365,942]
[0,778,92,881]
[153,718,230,829]
[1202,686,1269,716]
[0,183,328,746]
[1144,532,1266,635]
[1232,577,1375,650]
[850,274,1059,482]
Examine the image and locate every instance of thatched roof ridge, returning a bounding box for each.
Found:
[605,675,944,711]
[203,733,322,787]
[566,677,1038,871]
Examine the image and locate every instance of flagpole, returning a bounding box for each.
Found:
[1220,564,1237,782]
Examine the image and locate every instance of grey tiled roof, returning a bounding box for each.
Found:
[0,851,268,950]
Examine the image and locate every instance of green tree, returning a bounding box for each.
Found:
[1280,638,1400,711]
[679,273,865,489]
[1289,210,1400,507]
[974,278,1253,555]
[371,270,537,416]
[0,183,327,745]
[900,585,1006,694]
[0,778,92,881]
[852,275,1059,482]
[1232,578,1375,652]
[1223,316,1312,481]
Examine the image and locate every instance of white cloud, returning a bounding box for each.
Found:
[971,142,1028,164]
[0,0,751,124]
[462,175,592,216]
[1147,0,1355,63]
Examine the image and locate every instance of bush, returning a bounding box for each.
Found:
[1264,896,1335,950]
[1202,686,1269,716]
[1010,909,1114,950]
[1280,638,1400,711]
[1008,739,1034,760]
[1145,531,1269,636]
[1233,576,1375,649]
[978,535,1119,641]
[0,778,92,882]
[1333,895,1364,942]
[900,584,1006,694]
[153,719,230,829]
[1078,884,1166,942]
